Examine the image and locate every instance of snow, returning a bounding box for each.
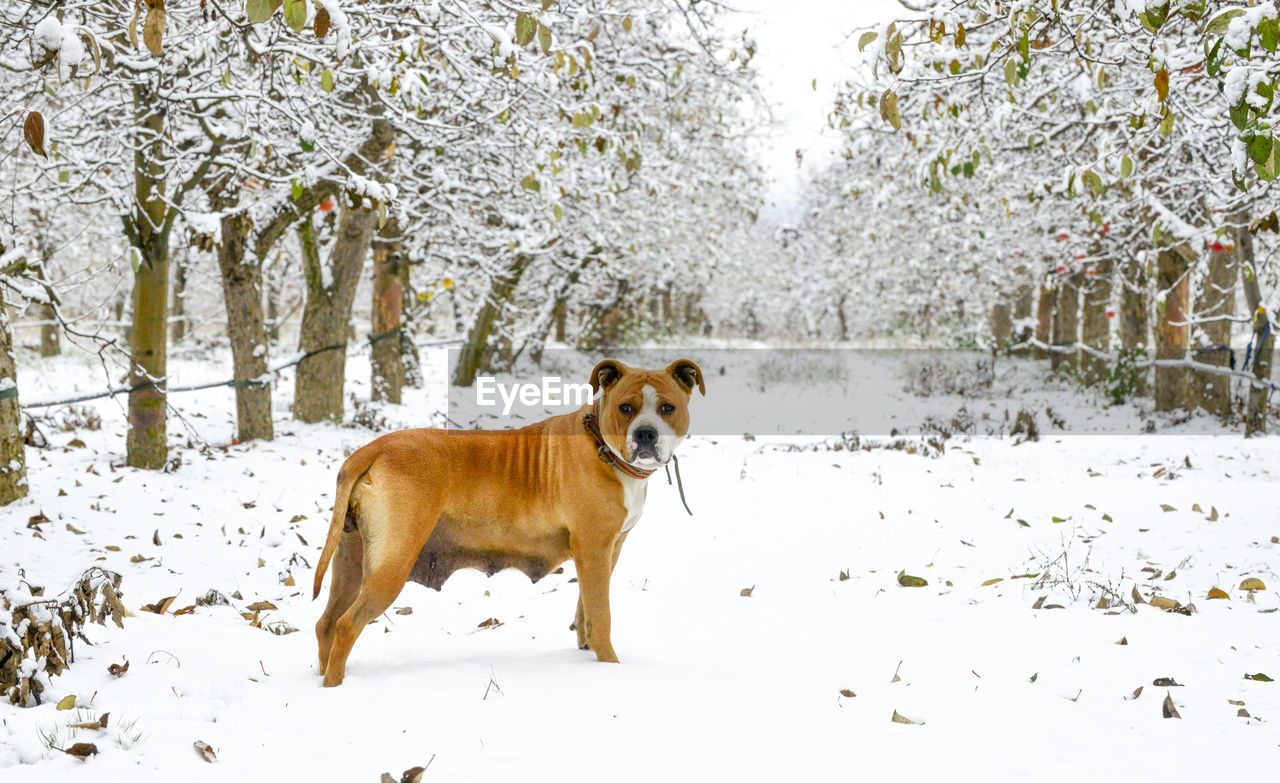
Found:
[29,15,86,79]
[1,346,1278,780]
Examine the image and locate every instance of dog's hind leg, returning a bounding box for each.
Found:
[316,519,363,676]
[322,495,443,688]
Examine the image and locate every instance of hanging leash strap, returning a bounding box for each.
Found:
[665,454,694,516]
[582,401,657,480]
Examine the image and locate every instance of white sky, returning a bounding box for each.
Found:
[726,0,903,220]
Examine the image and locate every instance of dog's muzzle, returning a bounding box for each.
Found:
[630,425,660,462]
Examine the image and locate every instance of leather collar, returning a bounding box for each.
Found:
[582,399,657,479]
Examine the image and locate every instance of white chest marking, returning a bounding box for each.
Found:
[619,474,648,534]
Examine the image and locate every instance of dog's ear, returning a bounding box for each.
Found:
[666,359,705,396]
[590,359,627,394]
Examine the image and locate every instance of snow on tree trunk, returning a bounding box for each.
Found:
[1033,279,1052,360]
[1080,259,1112,387]
[454,254,534,387]
[217,214,273,443]
[371,218,404,404]
[0,284,27,506]
[295,207,376,423]
[1154,245,1192,412]
[1191,230,1239,420]
[1051,273,1079,375]
[1120,260,1150,396]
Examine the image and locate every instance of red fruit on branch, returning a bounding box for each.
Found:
[1106,311,1115,319]
[320,197,334,212]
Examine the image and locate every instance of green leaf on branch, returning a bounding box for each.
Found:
[1230,101,1248,130]
[1250,134,1273,165]
[246,0,280,25]
[1139,3,1169,32]
[1205,8,1243,36]
[858,31,878,52]
[283,0,306,33]
[320,68,334,92]
[515,13,537,46]
[538,22,552,53]
[1121,155,1133,178]
[1257,142,1280,182]
[879,89,900,130]
[1258,16,1279,53]
[1004,58,1019,87]
[885,24,902,74]
[1083,169,1104,196]
[1206,38,1223,77]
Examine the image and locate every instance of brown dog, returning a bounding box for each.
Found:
[312,358,704,687]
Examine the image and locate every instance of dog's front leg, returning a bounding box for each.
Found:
[571,532,620,663]
[572,532,628,651]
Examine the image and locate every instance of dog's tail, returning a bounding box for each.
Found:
[312,446,378,600]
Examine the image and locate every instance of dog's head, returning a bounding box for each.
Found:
[589,358,705,469]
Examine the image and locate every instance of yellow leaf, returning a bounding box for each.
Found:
[1149,596,1181,610]
[1159,504,1176,512]
[1240,578,1266,592]
[891,710,921,725]
[981,577,1003,586]
[57,694,77,710]
[897,570,928,587]
[1207,587,1229,600]
[143,3,165,57]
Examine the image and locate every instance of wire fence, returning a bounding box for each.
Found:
[6,330,461,409]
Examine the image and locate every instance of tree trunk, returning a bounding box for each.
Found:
[400,255,423,390]
[1051,273,1079,375]
[453,254,534,387]
[217,213,273,442]
[1191,235,1238,419]
[1034,279,1053,359]
[370,218,404,403]
[553,297,568,343]
[1120,259,1150,396]
[125,83,171,469]
[295,206,377,422]
[0,284,28,505]
[1154,245,1192,412]
[1240,225,1272,436]
[33,240,59,357]
[990,301,1012,349]
[171,248,188,344]
[1011,273,1032,353]
[1079,260,1112,387]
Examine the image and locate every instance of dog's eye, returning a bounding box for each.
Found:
[619,403,634,416]
[659,403,676,415]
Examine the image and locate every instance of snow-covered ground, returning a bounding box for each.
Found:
[2,344,1279,781]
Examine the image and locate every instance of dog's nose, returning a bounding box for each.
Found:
[634,426,658,447]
